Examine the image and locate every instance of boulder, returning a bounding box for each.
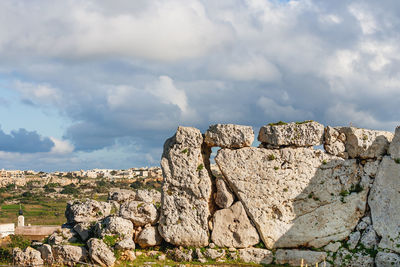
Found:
[347,231,360,250]
[324,126,347,157]
[87,238,116,267]
[275,249,327,266]
[211,201,259,248]
[238,248,273,265]
[389,126,400,160]
[368,156,400,252]
[363,160,380,177]
[65,199,112,224]
[258,121,324,147]
[53,244,88,266]
[48,227,79,245]
[37,244,53,265]
[375,252,400,267]
[158,126,212,247]
[136,226,163,248]
[115,238,135,250]
[13,247,44,267]
[120,201,158,226]
[204,124,254,148]
[73,222,92,242]
[214,177,235,209]
[95,216,134,239]
[203,248,226,260]
[339,127,393,159]
[108,189,136,203]
[334,248,374,267]
[216,147,368,249]
[359,225,378,249]
[171,247,193,262]
[323,242,341,252]
[135,189,162,204]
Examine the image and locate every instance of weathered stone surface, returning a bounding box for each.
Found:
[135,189,162,204]
[115,238,135,250]
[324,126,347,157]
[258,121,324,147]
[275,249,327,266]
[215,177,235,209]
[334,248,374,267]
[171,248,193,262]
[375,252,400,267]
[369,156,400,252]
[136,226,163,248]
[87,238,116,267]
[95,216,134,240]
[37,244,53,265]
[120,201,158,226]
[360,225,378,249]
[238,248,273,265]
[108,189,136,203]
[159,126,212,247]
[204,248,226,260]
[347,231,360,250]
[389,126,400,160]
[339,127,393,159]
[204,124,254,148]
[73,222,92,242]
[53,244,88,266]
[216,147,368,249]
[48,227,79,245]
[324,242,341,252]
[211,201,259,248]
[363,161,380,177]
[13,247,44,266]
[65,199,112,224]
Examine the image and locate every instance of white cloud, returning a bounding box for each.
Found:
[257,96,313,121]
[49,137,74,154]
[14,80,61,106]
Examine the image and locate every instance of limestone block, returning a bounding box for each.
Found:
[275,249,327,266]
[237,248,273,265]
[65,199,111,224]
[204,124,254,148]
[87,238,116,267]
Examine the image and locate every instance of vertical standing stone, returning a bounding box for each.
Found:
[158,127,212,247]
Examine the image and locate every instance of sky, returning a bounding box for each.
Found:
[0,0,400,172]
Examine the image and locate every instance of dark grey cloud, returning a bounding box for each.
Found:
[0,0,400,170]
[0,127,54,153]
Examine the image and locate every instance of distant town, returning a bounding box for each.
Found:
[0,166,162,180]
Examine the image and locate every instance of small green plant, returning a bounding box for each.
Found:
[295,120,313,124]
[268,121,287,126]
[181,148,188,154]
[274,166,279,170]
[350,183,363,193]
[283,188,288,192]
[137,203,144,208]
[9,235,31,250]
[322,160,327,165]
[268,154,276,161]
[395,158,400,164]
[103,235,119,247]
[362,134,368,141]
[308,192,314,199]
[197,164,204,172]
[254,241,266,249]
[340,190,349,197]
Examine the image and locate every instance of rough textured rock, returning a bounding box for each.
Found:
[65,199,112,224]
[53,245,88,266]
[115,238,135,250]
[204,248,226,260]
[204,124,254,148]
[95,216,134,239]
[389,126,400,160]
[363,161,380,177]
[13,247,44,266]
[159,126,212,247]
[120,201,158,226]
[87,238,116,267]
[214,177,235,209]
[347,231,361,250]
[375,252,400,267]
[211,201,259,248]
[135,189,162,204]
[238,248,273,265]
[339,127,393,159]
[324,242,341,252]
[324,126,347,157]
[73,222,92,242]
[334,248,374,267]
[258,121,324,147]
[108,189,136,203]
[37,244,53,265]
[171,248,193,262]
[136,226,163,248]
[360,225,378,249]
[275,249,327,266]
[48,227,79,245]
[216,147,368,249]
[369,156,400,252]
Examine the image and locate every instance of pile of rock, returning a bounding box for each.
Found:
[13,121,400,267]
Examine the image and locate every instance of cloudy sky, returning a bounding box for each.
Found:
[1,0,399,171]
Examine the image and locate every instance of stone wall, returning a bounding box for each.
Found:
[13,121,400,267]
